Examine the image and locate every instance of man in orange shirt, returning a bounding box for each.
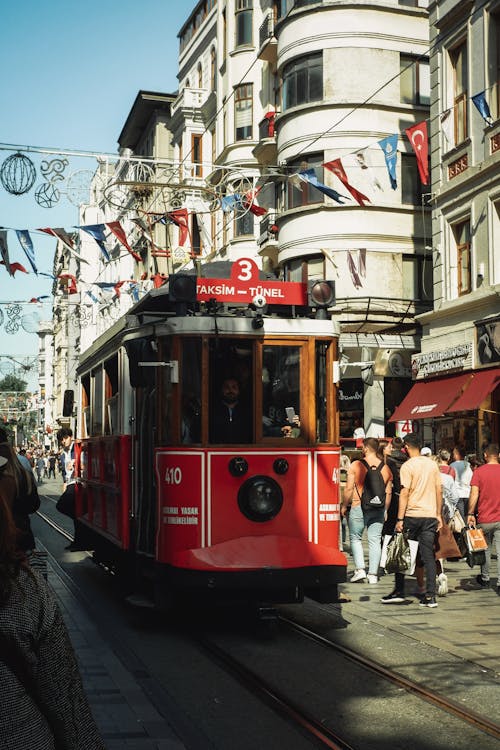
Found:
[381,432,443,608]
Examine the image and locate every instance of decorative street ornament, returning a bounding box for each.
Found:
[5,303,22,334]
[35,181,61,208]
[40,157,69,184]
[66,169,94,206]
[0,152,37,195]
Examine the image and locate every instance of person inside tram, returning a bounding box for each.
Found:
[262,353,301,438]
[210,377,252,444]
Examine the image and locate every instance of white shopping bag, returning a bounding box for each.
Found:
[380,534,419,575]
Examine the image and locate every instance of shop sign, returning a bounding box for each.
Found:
[475,316,500,367]
[338,379,363,411]
[412,343,472,379]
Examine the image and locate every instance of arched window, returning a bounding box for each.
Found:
[210,47,216,91]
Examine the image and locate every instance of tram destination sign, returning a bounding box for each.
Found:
[196,258,307,305]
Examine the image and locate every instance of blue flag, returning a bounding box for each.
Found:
[78,224,110,261]
[221,194,240,212]
[472,91,493,125]
[15,229,38,274]
[378,134,398,190]
[298,168,348,204]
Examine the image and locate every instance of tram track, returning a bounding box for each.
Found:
[35,510,500,749]
[279,615,500,742]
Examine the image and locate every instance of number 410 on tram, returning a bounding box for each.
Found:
[75,259,347,609]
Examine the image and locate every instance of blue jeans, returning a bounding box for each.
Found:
[395,516,438,596]
[348,505,385,575]
[479,521,500,582]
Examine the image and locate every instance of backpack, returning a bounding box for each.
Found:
[358,459,386,510]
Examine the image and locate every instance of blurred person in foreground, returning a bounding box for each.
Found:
[0,484,105,749]
[0,429,40,555]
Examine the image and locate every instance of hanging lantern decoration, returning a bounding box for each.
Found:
[0,152,37,195]
[35,181,60,208]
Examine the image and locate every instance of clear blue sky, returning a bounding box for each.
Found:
[0,0,195,380]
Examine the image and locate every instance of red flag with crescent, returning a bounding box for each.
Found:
[323,159,371,206]
[405,121,429,185]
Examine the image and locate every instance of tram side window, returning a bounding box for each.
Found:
[104,355,119,435]
[209,339,253,444]
[81,374,90,438]
[181,339,202,443]
[91,368,103,435]
[262,346,301,437]
[316,342,329,442]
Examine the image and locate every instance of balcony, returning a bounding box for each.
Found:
[257,12,277,63]
[252,112,277,164]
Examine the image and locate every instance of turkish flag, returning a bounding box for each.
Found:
[405,121,429,185]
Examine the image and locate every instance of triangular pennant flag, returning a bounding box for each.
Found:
[355,149,383,191]
[38,227,90,265]
[221,195,240,213]
[1,260,28,275]
[323,159,370,206]
[472,91,493,125]
[78,224,110,261]
[378,134,398,189]
[440,109,454,145]
[0,230,13,276]
[106,221,142,262]
[405,121,429,185]
[298,168,348,204]
[347,250,362,289]
[241,187,268,216]
[166,208,190,247]
[15,230,38,274]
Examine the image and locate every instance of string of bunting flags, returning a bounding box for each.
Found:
[0,79,495,287]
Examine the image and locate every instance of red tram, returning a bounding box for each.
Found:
[75,259,347,608]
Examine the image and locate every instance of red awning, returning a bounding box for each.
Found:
[446,368,500,413]
[389,373,472,422]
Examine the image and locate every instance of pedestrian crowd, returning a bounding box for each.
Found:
[341,435,500,607]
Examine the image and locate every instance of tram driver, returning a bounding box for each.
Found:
[210,377,252,444]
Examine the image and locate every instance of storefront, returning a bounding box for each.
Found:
[389,332,500,453]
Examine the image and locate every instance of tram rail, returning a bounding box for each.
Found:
[279,616,500,742]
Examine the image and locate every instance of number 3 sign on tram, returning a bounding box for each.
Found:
[195,257,307,306]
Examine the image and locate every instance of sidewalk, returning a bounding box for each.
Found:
[43,550,186,750]
[339,556,500,676]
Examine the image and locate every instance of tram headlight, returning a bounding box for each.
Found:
[238,476,283,523]
[307,280,336,319]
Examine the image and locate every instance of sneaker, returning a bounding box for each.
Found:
[419,595,438,608]
[437,573,448,597]
[367,574,378,584]
[476,574,490,587]
[350,569,367,583]
[381,591,405,604]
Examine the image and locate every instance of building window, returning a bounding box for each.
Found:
[450,41,468,145]
[191,134,203,177]
[235,210,254,237]
[488,12,500,120]
[192,214,202,256]
[235,0,252,47]
[400,55,430,106]
[210,47,216,91]
[282,53,323,110]
[453,219,471,296]
[402,254,433,301]
[401,154,424,205]
[286,154,324,209]
[235,83,253,140]
[197,63,203,89]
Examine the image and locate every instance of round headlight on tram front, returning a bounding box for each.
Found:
[238,475,283,523]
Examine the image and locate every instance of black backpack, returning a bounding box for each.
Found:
[358,459,386,510]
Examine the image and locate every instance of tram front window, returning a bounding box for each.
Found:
[209,339,253,444]
[262,346,301,438]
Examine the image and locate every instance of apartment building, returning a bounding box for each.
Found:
[175,0,432,437]
[391,0,500,452]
